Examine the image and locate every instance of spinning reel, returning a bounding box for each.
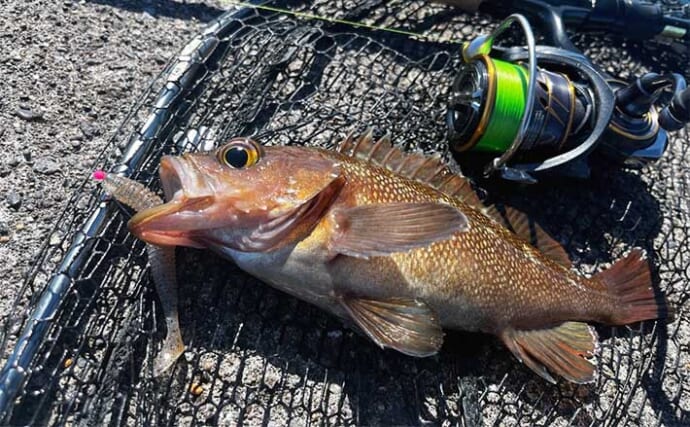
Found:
[447,14,690,183]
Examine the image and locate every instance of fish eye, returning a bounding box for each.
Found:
[217,138,262,169]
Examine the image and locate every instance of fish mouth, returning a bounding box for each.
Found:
[128,155,214,247]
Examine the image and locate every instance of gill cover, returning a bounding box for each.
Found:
[235,174,346,251]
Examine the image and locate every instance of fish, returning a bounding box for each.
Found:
[126,131,671,383]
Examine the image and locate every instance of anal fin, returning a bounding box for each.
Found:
[501,321,598,384]
[339,295,444,357]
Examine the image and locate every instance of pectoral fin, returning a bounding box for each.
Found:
[339,295,444,357]
[501,321,598,384]
[330,202,468,259]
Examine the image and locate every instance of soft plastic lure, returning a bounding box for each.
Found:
[93,170,185,376]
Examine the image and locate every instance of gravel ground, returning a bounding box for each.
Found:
[0,0,227,335]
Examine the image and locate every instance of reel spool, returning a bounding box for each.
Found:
[449,56,589,156]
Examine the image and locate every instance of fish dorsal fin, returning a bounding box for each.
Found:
[336,130,483,207]
[486,204,571,268]
[335,131,570,267]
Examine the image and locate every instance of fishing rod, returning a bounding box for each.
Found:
[439,0,690,53]
[446,10,690,182]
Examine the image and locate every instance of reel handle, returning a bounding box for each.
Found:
[660,85,690,131]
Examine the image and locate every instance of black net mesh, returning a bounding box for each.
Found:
[0,1,689,425]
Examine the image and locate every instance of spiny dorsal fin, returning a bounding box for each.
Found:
[486,204,571,268]
[336,131,571,266]
[336,130,483,207]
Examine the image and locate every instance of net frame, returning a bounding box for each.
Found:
[0,1,688,425]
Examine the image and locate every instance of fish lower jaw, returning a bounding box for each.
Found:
[134,229,204,248]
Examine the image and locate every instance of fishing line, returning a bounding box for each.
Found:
[221,0,460,42]
[475,59,528,152]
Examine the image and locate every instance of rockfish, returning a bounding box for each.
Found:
[126,132,670,383]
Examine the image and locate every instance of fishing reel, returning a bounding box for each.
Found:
[447,14,690,183]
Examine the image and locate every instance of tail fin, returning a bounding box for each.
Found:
[595,249,672,324]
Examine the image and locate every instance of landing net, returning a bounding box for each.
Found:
[0,1,688,425]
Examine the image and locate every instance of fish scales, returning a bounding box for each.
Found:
[318,150,612,332]
[122,133,671,383]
